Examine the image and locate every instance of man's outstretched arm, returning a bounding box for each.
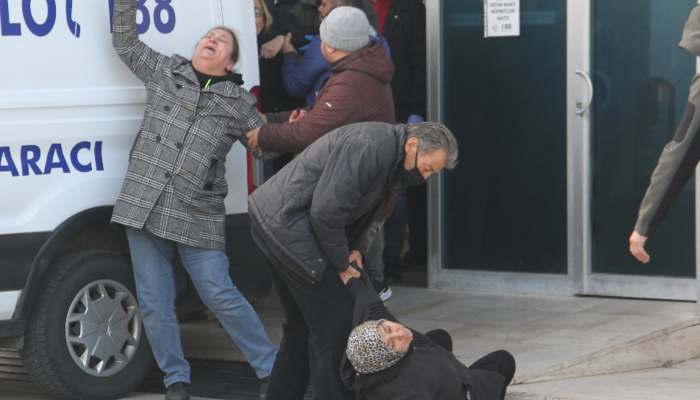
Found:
[631,75,700,262]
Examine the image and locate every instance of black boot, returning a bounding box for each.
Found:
[165,382,190,400]
[383,256,403,284]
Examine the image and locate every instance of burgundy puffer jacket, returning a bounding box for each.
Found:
[258,40,395,154]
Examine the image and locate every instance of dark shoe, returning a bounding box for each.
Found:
[383,256,403,284]
[165,382,190,400]
[259,376,270,400]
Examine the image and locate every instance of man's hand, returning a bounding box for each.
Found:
[289,109,308,124]
[246,127,262,156]
[339,266,361,284]
[349,250,363,269]
[256,109,268,124]
[281,33,296,55]
[260,35,285,59]
[629,231,650,263]
[339,251,363,284]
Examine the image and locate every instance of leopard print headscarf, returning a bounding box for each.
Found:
[346,319,408,374]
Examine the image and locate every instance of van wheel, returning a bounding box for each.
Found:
[21,251,154,400]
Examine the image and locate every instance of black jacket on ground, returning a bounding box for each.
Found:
[341,269,507,400]
[382,0,427,121]
[248,122,405,282]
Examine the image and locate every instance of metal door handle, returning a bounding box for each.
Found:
[575,69,593,116]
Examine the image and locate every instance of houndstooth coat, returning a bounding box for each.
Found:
[110,0,266,250]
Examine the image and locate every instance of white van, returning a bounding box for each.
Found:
[0,1,267,398]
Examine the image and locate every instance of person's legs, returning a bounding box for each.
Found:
[252,229,311,400]
[468,350,516,400]
[364,220,386,284]
[289,267,355,400]
[382,183,407,282]
[125,227,189,387]
[252,229,354,400]
[176,243,277,379]
[265,263,312,400]
[405,184,428,269]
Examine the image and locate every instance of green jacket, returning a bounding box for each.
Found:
[635,5,700,237]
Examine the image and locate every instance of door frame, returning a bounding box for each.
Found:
[569,0,699,301]
[427,0,700,300]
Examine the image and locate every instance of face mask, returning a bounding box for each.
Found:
[401,150,427,187]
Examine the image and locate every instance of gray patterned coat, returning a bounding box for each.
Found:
[110,0,262,250]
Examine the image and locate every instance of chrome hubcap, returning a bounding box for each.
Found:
[65,279,142,377]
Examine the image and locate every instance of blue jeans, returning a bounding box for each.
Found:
[125,227,277,387]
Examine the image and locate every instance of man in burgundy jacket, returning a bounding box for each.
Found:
[245,6,395,155]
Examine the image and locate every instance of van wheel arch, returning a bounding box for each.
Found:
[21,250,153,400]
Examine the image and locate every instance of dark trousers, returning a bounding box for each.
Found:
[252,229,355,400]
[426,330,515,400]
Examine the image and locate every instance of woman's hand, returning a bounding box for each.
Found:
[260,35,285,59]
[281,33,296,54]
[255,109,268,124]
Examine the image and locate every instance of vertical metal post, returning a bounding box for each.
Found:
[426,0,443,285]
[567,0,592,295]
[695,33,700,314]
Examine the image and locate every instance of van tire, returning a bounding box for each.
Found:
[20,251,154,400]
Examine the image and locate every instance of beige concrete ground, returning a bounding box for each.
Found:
[181,285,700,384]
[2,285,700,399]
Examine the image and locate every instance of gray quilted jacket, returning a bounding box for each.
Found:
[249,122,405,281]
[110,0,263,250]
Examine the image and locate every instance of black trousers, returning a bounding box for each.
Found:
[426,330,515,400]
[252,229,355,400]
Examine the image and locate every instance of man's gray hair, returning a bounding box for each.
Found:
[405,122,458,169]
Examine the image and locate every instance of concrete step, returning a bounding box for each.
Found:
[515,317,700,384]
[506,358,700,400]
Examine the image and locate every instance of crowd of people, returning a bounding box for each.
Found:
[109,0,515,399]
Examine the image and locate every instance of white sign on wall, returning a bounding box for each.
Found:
[484,0,520,38]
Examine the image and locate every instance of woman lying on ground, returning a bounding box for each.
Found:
[340,264,516,400]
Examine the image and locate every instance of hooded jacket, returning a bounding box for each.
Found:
[249,123,405,281]
[257,40,395,154]
[282,33,391,107]
[340,268,507,400]
[635,5,700,237]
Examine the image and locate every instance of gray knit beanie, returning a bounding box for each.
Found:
[320,6,370,52]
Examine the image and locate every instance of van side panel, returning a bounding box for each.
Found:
[0,0,260,235]
[0,232,48,291]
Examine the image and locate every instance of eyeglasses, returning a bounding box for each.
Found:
[255,8,264,17]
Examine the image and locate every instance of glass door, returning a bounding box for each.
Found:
[429,0,571,294]
[428,0,699,299]
[577,0,698,300]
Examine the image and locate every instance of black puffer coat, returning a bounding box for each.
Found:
[248,122,405,281]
